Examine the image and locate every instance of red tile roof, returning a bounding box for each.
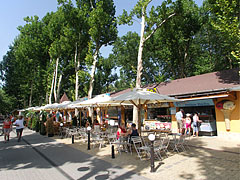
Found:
[111,68,239,98]
[152,68,239,96]
[60,92,70,103]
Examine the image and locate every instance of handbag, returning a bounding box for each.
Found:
[197,122,201,127]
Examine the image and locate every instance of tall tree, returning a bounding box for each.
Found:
[85,0,117,100]
[118,0,176,126]
[58,0,90,101]
[208,0,240,66]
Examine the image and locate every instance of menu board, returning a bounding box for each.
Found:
[144,120,171,130]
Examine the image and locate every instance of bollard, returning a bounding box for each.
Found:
[72,135,74,144]
[112,145,115,159]
[61,127,63,139]
[87,130,91,150]
[148,134,155,173]
[150,140,154,172]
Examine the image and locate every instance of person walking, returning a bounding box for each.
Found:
[3,117,12,143]
[175,109,184,134]
[192,112,202,137]
[13,115,25,142]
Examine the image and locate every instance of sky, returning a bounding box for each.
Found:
[0,0,203,62]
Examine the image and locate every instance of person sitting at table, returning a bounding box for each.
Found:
[93,119,100,131]
[127,123,139,143]
[101,119,108,131]
[116,123,127,140]
[85,120,90,128]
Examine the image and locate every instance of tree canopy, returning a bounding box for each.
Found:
[0,0,238,113]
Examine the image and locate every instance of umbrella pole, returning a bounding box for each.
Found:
[80,108,82,127]
[138,105,142,135]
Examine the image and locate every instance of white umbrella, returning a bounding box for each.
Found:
[105,88,181,131]
[108,88,180,105]
[42,103,59,110]
[57,101,72,110]
[73,94,131,107]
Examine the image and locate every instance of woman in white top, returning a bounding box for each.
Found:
[13,115,25,142]
[192,112,202,137]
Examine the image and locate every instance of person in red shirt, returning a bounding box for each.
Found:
[3,117,12,143]
[116,123,127,140]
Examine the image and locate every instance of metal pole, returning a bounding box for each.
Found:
[150,140,155,172]
[112,145,115,159]
[72,135,74,144]
[61,127,63,139]
[87,130,91,150]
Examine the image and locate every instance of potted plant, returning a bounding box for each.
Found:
[46,116,54,137]
[40,121,46,135]
[40,111,47,135]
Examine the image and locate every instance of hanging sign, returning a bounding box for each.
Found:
[174,99,214,107]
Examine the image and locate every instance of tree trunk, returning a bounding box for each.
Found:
[88,49,98,99]
[29,80,33,107]
[75,43,80,101]
[57,74,62,102]
[53,58,59,103]
[133,7,146,128]
[88,48,99,119]
[49,70,55,105]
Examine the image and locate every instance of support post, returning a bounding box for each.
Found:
[112,145,115,159]
[72,135,74,144]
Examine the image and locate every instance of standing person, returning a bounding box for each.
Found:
[192,112,202,137]
[3,117,12,143]
[185,113,192,135]
[175,109,184,134]
[13,115,25,142]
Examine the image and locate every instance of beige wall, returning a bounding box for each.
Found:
[215,91,240,133]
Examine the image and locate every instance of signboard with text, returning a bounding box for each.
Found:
[174,99,214,107]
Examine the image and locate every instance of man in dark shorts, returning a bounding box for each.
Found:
[13,115,24,142]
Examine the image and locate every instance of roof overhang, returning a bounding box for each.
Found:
[229,86,240,91]
[181,94,230,101]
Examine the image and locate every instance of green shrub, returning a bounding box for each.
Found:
[28,118,32,129]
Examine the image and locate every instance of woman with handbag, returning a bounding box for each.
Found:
[192,112,202,137]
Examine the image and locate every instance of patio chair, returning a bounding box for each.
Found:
[160,135,170,157]
[172,135,186,153]
[91,132,105,149]
[183,134,191,150]
[131,136,150,160]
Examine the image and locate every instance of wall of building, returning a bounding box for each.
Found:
[215,91,240,135]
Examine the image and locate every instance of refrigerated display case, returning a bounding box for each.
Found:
[199,114,217,136]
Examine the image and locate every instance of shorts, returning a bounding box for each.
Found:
[4,128,11,134]
[16,128,23,134]
[185,123,191,129]
[193,122,198,132]
[177,120,183,129]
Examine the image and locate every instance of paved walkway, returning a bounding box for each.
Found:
[0,128,148,180]
[54,133,240,180]
[1,128,239,180]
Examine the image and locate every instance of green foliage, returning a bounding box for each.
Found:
[0,0,239,112]
[31,113,40,131]
[208,0,240,62]
[0,89,15,114]
[28,118,32,129]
